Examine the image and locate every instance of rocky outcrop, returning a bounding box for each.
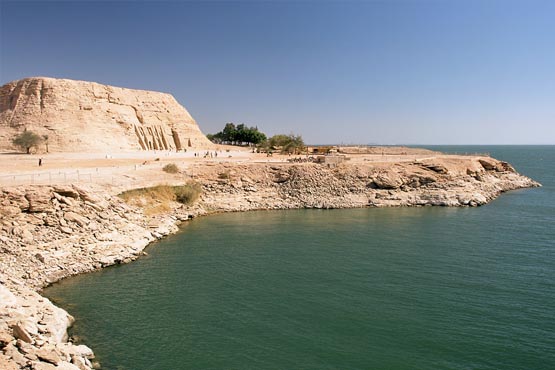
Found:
[196,156,540,210]
[0,77,214,153]
[0,283,94,370]
[0,184,197,290]
[0,184,198,369]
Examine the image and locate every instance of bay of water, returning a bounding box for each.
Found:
[45,146,555,369]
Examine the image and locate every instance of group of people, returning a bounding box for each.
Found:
[194,151,219,158]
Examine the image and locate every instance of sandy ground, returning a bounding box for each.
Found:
[0,145,465,192]
[0,146,267,190]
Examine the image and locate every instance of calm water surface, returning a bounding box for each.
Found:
[45,146,555,369]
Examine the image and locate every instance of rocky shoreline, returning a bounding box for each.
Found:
[0,156,541,369]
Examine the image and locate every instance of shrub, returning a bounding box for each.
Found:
[218,171,230,179]
[174,182,202,205]
[118,182,202,214]
[118,185,176,215]
[119,185,175,202]
[163,163,179,174]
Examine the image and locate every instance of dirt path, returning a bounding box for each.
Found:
[0,146,467,192]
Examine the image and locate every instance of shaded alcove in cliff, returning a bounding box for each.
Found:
[172,129,182,151]
[134,124,181,151]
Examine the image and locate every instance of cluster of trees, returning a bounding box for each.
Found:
[207,123,267,146]
[206,123,305,154]
[266,134,305,154]
[12,130,49,154]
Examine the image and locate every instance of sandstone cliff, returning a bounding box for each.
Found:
[0,77,214,153]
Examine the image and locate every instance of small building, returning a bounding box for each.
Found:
[308,145,339,155]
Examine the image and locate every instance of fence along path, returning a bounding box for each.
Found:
[0,161,184,187]
[1,169,129,187]
[0,149,260,188]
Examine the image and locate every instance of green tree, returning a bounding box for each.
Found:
[206,133,222,144]
[13,130,43,154]
[235,124,247,144]
[222,123,237,144]
[268,134,305,154]
[207,123,267,146]
[268,134,290,148]
[248,128,267,145]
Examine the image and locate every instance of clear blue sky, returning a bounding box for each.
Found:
[1,0,554,145]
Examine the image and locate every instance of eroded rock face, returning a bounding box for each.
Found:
[0,281,95,370]
[0,77,214,153]
[371,170,404,189]
[196,156,541,210]
[0,184,194,369]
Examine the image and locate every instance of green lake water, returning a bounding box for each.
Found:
[44,146,555,369]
